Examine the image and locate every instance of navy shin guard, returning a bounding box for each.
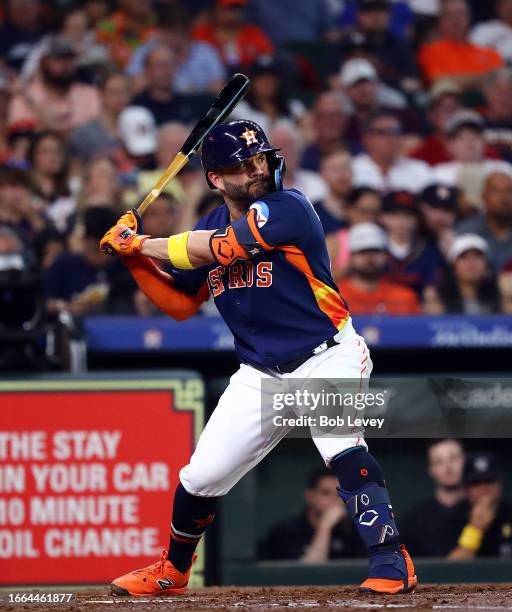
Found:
[331,447,400,553]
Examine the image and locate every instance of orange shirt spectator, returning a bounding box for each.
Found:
[339,278,421,315]
[418,40,504,84]
[418,0,504,85]
[339,222,421,316]
[192,0,273,68]
[96,10,157,68]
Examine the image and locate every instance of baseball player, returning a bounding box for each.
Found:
[100,120,417,596]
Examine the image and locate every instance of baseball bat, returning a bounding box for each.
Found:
[136,73,250,216]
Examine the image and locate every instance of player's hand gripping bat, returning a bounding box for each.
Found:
[137,73,250,216]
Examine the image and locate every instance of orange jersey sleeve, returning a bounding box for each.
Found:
[124,255,209,321]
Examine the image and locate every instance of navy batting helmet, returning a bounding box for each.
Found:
[200,119,285,191]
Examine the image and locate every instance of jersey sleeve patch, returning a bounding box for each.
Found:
[249,201,269,228]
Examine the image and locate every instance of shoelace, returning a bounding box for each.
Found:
[133,550,170,577]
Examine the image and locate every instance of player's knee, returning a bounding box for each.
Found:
[179,462,234,497]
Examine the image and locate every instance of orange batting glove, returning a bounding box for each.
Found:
[100,224,149,256]
[117,208,143,233]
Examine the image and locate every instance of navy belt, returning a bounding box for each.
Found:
[274,336,339,374]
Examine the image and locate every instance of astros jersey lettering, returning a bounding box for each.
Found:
[171,188,350,368]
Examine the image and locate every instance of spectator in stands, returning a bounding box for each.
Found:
[132,45,209,125]
[44,207,136,316]
[456,171,512,270]
[410,80,463,166]
[327,186,382,281]
[337,0,420,91]
[352,112,433,193]
[0,75,9,163]
[482,68,512,163]
[192,0,274,69]
[260,468,362,561]
[470,0,512,61]
[380,190,445,296]
[313,148,352,236]
[77,157,122,211]
[433,110,512,207]
[400,439,467,557]
[431,234,501,314]
[137,122,206,231]
[339,222,420,314]
[418,0,504,86]
[336,0,415,40]
[7,36,101,133]
[96,0,157,68]
[231,56,306,135]
[499,261,512,312]
[268,122,327,204]
[27,131,76,233]
[19,8,109,84]
[338,58,422,153]
[449,452,512,559]
[0,166,47,251]
[69,72,132,163]
[140,193,181,239]
[117,106,157,178]
[126,15,226,94]
[300,92,347,172]
[0,0,45,72]
[418,184,459,259]
[247,0,335,45]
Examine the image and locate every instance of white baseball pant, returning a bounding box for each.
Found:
[180,319,372,496]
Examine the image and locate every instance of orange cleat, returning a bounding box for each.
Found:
[111,550,196,597]
[359,545,418,594]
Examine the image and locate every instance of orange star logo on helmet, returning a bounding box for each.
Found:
[240,127,258,146]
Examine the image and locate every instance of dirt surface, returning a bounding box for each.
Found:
[1,584,512,612]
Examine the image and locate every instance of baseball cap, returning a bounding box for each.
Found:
[118,106,157,156]
[382,190,417,214]
[356,0,390,10]
[249,55,279,77]
[463,452,502,485]
[340,58,378,88]
[348,223,387,253]
[428,79,461,106]
[419,184,458,211]
[43,36,77,58]
[445,109,484,137]
[447,233,489,263]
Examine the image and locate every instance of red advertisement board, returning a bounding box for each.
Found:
[0,376,204,585]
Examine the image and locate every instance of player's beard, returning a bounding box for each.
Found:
[222,175,273,207]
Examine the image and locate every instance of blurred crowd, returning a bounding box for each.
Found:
[2,0,512,326]
[261,442,512,561]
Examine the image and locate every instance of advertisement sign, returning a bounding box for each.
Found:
[0,375,204,585]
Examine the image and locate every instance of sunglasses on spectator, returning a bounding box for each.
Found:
[367,127,402,136]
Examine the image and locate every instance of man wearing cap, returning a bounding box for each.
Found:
[338,222,420,314]
[7,35,101,132]
[352,111,433,193]
[192,0,274,68]
[339,58,421,151]
[449,452,512,559]
[456,171,512,271]
[337,0,420,91]
[433,110,512,198]
[381,190,445,296]
[418,184,459,256]
[411,81,463,166]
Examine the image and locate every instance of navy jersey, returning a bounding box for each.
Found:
[171,189,350,368]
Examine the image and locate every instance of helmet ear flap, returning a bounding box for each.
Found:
[269,153,286,191]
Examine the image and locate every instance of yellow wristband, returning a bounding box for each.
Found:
[458,524,483,551]
[168,231,194,269]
